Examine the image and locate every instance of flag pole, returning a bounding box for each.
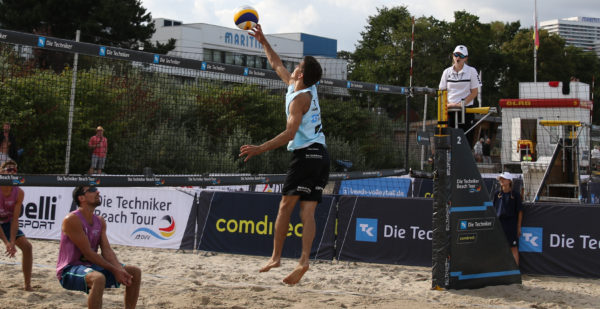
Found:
[534,0,538,82]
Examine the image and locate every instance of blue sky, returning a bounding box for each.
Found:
[141,0,600,52]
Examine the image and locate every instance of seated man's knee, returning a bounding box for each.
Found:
[125,265,142,281]
[86,271,106,288]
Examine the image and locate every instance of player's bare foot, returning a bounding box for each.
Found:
[259,259,280,272]
[283,264,309,285]
[24,286,33,291]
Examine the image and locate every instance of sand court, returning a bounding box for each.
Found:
[0,239,598,308]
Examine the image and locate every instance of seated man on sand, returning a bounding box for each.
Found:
[56,185,141,309]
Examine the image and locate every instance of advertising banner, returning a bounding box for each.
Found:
[19,187,195,249]
[413,178,433,198]
[91,187,194,249]
[19,187,74,240]
[197,192,336,259]
[520,203,600,278]
[338,177,411,197]
[336,196,433,266]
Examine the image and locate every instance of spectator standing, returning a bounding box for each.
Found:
[482,138,492,163]
[473,138,483,162]
[492,172,523,265]
[88,126,107,175]
[0,122,19,165]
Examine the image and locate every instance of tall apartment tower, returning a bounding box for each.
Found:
[540,17,600,58]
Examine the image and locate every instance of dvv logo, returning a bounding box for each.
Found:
[131,215,176,240]
[520,227,543,253]
[356,218,377,242]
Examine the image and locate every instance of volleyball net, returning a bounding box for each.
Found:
[0,28,437,187]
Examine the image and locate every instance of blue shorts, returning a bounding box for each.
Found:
[1,222,25,239]
[60,264,121,294]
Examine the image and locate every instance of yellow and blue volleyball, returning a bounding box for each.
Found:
[233,6,259,30]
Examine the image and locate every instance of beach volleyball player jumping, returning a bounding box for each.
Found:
[239,24,329,285]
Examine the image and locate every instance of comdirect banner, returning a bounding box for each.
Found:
[197,191,336,259]
[19,187,195,249]
[336,196,433,266]
[520,203,600,278]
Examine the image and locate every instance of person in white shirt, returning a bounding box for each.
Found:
[473,138,483,162]
[591,145,600,159]
[439,45,482,146]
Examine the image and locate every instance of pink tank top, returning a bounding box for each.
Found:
[56,209,102,280]
[0,187,19,223]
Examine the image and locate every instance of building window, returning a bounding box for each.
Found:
[247,55,256,68]
[203,48,212,62]
[225,52,234,65]
[215,50,224,63]
[257,57,267,69]
[234,53,245,66]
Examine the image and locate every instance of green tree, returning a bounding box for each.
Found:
[351,6,413,87]
[0,0,173,51]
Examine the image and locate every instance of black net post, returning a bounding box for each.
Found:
[405,95,411,170]
[431,131,451,289]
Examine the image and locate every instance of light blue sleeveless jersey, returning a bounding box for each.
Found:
[285,84,326,151]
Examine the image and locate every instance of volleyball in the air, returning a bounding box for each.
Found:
[233,6,259,30]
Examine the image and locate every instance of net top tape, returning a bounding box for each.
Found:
[0,169,406,187]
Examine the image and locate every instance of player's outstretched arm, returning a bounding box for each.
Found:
[250,24,291,85]
[239,93,310,162]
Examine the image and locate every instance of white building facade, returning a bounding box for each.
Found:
[151,18,347,80]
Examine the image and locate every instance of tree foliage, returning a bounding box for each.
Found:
[0,0,173,52]
[0,47,403,174]
[346,6,600,123]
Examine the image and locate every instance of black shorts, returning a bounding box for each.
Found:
[283,143,330,203]
[500,219,519,247]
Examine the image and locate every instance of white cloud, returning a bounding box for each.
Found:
[141,0,600,51]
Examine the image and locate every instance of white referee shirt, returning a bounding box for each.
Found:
[438,64,481,106]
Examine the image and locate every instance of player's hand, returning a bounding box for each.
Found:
[5,243,16,258]
[447,102,462,108]
[249,24,266,44]
[239,144,262,162]
[114,267,133,286]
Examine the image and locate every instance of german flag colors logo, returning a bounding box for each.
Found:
[131,215,176,240]
[158,215,176,238]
